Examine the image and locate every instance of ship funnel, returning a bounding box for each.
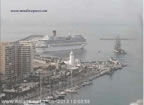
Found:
[52,30,56,37]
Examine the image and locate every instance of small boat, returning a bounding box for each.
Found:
[55,91,67,95]
[64,88,77,93]
[55,94,65,100]
[81,81,93,87]
[46,96,54,100]
[114,49,126,54]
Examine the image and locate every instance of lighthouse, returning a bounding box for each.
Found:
[69,50,75,66]
[63,50,79,69]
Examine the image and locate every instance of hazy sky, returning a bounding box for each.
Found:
[1,0,142,25]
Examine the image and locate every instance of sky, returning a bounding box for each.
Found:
[0,0,143,41]
[1,0,142,25]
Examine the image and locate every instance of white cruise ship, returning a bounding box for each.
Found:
[35,30,87,53]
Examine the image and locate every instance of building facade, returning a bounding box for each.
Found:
[0,41,33,82]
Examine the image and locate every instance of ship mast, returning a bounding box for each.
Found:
[114,36,121,51]
[100,36,135,54]
[39,72,42,102]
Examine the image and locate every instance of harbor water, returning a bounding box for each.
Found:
[2,24,143,105]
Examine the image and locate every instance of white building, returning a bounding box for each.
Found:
[64,50,80,69]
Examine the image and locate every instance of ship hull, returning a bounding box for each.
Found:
[36,43,86,53]
[113,49,126,54]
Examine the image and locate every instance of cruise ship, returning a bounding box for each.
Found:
[35,30,87,53]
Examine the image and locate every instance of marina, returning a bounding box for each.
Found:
[0,0,142,104]
[0,24,142,105]
[0,50,127,104]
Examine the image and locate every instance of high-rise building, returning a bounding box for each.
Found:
[0,42,15,81]
[0,41,33,82]
[15,41,33,80]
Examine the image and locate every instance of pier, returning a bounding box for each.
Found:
[0,55,127,102]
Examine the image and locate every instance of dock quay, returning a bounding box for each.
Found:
[0,54,127,103]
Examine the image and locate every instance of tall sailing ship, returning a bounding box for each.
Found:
[113,36,126,54]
